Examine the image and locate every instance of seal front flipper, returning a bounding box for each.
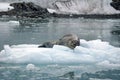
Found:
[38,42,54,48]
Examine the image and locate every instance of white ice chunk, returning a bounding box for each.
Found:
[8,21,20,25]
[26,64,36,70]
[0,39,120,68]
[0,3,14,12]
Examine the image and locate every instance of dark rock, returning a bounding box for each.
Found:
[38,34,80,49]
[112,0,120,2]
[0,2,50,18]
[0,2,120,19]
[111,30,120,35]
[110,2,120,10]
[52,13,120,19]
[110,0,120,10]
[10,2,48,12]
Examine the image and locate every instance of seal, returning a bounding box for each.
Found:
[38,34,80,49]
[57,34,80,49]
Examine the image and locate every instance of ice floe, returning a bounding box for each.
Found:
[0,39,120,69]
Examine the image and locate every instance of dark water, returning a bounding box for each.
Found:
[0,17,120,80]
[0,17,120,50]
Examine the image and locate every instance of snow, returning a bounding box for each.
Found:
[47,8,57,13]
[0,3,14,12]
[0,1,119,14]
[0,39,120,69]
[53,0,120,14]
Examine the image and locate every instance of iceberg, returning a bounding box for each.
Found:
[0,39,120,69]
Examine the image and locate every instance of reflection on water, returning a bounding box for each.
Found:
[110,25,120,47]
[0,17,120,50]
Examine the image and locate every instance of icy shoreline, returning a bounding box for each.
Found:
[51,13,120,19]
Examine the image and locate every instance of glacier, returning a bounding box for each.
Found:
[52,0,120,14]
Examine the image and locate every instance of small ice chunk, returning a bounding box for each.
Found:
[26,64,36,70]
[8,21,20,25]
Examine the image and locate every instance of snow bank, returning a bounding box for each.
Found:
[0,3,14,12]
[53,0,120,14]
[0,39,120,68]
[47,8,57,13]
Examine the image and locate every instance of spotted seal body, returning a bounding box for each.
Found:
[38,34,80,49]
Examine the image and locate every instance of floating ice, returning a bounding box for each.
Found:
[0,39,120,68]
[26,64,37,70]
[8,21,20,25]
[0,3,14,12]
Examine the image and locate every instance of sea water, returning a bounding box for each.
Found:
[0,17,120,80]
